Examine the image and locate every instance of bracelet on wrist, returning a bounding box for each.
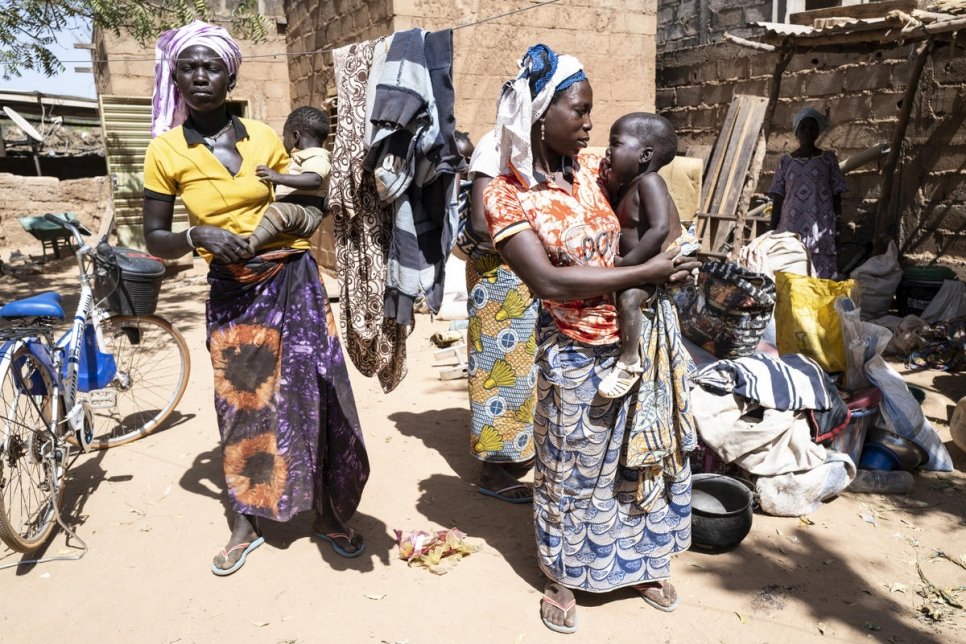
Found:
[185,226,198,249]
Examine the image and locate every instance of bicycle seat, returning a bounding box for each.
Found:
[0,291,64,320]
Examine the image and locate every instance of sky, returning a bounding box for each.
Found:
[0,19,97,99]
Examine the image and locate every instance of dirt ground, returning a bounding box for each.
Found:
[1,254,964,644]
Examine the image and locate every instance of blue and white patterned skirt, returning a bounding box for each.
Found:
[532,313,692,592]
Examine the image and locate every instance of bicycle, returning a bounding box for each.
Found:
[0,214,190,552]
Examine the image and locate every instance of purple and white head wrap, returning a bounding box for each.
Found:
[151,20,243,138]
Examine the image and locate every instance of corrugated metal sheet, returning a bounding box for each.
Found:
[99,95,190,263]
[755,17,890,37]
[753,21,813,36]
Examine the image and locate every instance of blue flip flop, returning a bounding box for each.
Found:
[314,530,366,558]
[210,535,265,577]
[478,483,533,504]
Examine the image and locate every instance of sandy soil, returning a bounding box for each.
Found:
[0,255,964,644]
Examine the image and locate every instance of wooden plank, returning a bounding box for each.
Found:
[698,94,770,254]
[700,98,742,213]
[719,98,768,219]
[710,97,768,254]
[789,0,917,25]
[698,98,743,251]
[709,97,756,218]
[711,220,736,256]
[734,135,770,255]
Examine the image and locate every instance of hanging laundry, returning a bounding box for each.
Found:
[365,28,463,325]
[330,39,408,392]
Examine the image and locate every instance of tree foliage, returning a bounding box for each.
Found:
[0,0,267,79]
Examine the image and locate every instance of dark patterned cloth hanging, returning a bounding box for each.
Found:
[329,38,409,392]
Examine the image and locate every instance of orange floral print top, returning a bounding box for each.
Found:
[483,153,620,345]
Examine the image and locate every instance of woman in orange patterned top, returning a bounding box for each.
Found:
[483,45,700,634]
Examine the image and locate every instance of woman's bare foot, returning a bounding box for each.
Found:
[635,580,680,612]
[211,512,259,572]
[479,461,532,502]
[540,581,577,633]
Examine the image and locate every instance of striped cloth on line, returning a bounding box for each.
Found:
[694,353,835,411]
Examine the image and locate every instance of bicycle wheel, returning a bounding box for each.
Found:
[0,345,66,552]
[82,315,190,449]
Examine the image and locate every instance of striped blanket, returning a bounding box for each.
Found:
[694,354,835,411]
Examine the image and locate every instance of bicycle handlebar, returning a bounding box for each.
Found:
[43,214,92,249]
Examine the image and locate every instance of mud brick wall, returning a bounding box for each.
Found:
[0,175,111,258]
[93,1,292,132]
[284,0,395,110]
[284,0,395,272]
[657,40,966,270]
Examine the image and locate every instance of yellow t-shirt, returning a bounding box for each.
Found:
[143,116,309,261]
[275,146,331,199]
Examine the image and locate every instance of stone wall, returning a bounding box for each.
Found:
[0,175,111,257]
[657,40,966,269]
[93,2,292,132]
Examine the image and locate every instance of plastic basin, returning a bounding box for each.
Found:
[859,443,900,471]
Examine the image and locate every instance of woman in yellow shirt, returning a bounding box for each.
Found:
[142,21,369,576]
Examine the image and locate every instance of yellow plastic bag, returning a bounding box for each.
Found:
[774,272,855,373]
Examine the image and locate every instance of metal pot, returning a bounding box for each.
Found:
[691,473,755,553]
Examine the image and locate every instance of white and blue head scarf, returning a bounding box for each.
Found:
[494,44,587,188]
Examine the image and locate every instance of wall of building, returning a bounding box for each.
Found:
[284,0,395,111]
[282,0,658,269]
[658,0,774,53]
[93,2,292,132]
[285,0,657,149]
[282,0,396,272]
[0,175,111,256]
[392,0,657,147]
[656,39,966,269]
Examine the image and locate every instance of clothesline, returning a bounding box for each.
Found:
[10,0,562,66]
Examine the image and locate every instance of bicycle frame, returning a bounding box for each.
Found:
[1,216,116,452]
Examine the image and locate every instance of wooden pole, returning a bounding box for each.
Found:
[873,38,934,254]
[762,45,794,143]
[723,32,777,52]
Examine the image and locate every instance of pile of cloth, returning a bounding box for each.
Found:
[676,233,954,516]
[328,29,465,391]
[690,354,856,516]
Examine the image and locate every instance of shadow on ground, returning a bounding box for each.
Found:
[389,407,544,592]
[178,445,394,572]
